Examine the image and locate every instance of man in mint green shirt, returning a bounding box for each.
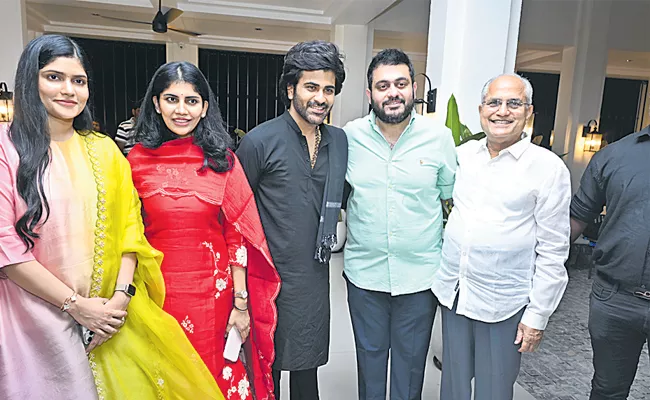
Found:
[343,49,456,400]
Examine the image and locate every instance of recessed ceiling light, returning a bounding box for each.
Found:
[626,59,633,63]
[255,27,263,31]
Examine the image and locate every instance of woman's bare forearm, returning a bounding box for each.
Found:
[116,252,137,286]
[232,265,247,293]
[3,260,73,308]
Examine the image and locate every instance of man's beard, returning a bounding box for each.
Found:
[372,96,414,124]
[293,95,330,125]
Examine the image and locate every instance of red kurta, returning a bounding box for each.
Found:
[128,138,280,400]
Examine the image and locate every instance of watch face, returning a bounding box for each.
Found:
[127,285,136,296]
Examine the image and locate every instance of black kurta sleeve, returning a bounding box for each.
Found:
[570,152,606,223]
[236,135,264,193]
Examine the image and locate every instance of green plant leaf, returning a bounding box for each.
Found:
[445,94,462,146]
[460,124,473,142]
[234,128,247,138]
[458,132,486,145]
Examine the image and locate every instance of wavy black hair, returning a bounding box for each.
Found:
[134,61,233,172]
[367,48,415,89]
[279,40,346,108]
[9,34,94,250]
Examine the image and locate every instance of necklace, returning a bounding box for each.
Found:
[310,126,321,169]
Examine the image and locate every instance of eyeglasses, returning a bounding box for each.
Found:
[482,98,530,111]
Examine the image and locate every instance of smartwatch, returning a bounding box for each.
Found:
[115,283,137,297]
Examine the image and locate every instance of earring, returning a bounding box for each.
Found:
[201,114,206,118]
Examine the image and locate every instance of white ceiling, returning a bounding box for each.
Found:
[24,0,650,79]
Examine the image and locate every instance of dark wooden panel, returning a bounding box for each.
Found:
[600,77,647,143]
[199,48,286,135]
[71,37,165,138]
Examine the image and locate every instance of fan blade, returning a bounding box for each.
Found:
[165,8,183,23]
[93,14,150,26]
[169,26,202,37]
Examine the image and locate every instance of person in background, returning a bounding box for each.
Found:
[570,123,650,400]
[129,61,280,400]
[432,74,571,400]
[115,102,140,155]
[343,48,456,400]
[0,34,224,400]
[236,40,348,400]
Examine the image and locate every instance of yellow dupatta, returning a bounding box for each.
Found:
[80,133,224,400]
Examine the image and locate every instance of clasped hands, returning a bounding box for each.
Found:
[66,291,131,353]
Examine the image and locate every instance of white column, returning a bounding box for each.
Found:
[166,42,199,65]
[424,0,522,362]
[425,0,522,131]
[551,0,611,192]
[0,0,28,90]
[330,24,374,127]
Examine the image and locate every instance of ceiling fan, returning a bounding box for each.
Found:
[92,0,202,36]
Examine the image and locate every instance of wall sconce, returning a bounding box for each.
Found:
[582,119,602,152]
[0,82,14,122]
[414,73,437,114]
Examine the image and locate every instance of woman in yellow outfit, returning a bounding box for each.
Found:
[0,35,223,400]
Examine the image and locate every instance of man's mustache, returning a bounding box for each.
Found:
[308,100,329,108]
[383,97,405,107]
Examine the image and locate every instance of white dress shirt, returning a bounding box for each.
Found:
[431,136,571,330]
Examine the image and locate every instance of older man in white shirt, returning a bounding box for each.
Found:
[431,73,571,400]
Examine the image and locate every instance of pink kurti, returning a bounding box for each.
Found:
[0,127,98,399]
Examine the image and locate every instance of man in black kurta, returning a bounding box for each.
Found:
[236,40,347,400]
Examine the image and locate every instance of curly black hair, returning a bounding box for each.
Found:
[279,40,346,108]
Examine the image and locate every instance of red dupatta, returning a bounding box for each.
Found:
[221,151,281,400]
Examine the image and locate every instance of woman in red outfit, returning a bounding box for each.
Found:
[127,61,281,400]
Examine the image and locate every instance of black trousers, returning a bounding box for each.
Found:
[589,278,650,399]
[272,368,319,400]
[346,277,437,400]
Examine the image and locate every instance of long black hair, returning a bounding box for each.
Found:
[279,40,346,108]
[9,34,94,250]
[134,61,233,172]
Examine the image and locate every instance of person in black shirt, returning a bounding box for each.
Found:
[570,126,650,400]
[236,40,347,400]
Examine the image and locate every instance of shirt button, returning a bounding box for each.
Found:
[461,251,467,256]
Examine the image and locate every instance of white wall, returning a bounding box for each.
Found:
[519,0,650,53]
[607,1,650,52]
[1,0,28,89]
[166,42,199,65]
[372,0,431,34]
[518,0,579,46]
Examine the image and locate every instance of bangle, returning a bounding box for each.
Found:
[233,303,248,312]
[60,291,78,312]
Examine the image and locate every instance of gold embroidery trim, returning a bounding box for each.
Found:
[82,134,107,399]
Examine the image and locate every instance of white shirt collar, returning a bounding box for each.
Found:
[476,133,531,160]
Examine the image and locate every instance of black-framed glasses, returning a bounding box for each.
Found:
[482,98,530,111]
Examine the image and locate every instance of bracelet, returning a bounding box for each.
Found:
[233,303,248,312]
[60,291,78,312]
